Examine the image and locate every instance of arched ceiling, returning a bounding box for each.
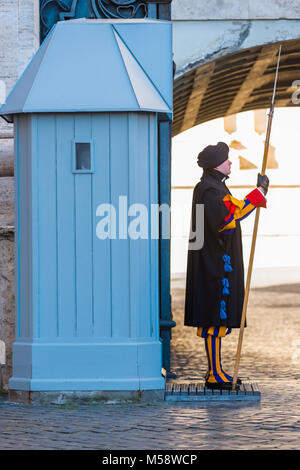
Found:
[173,39,300,136]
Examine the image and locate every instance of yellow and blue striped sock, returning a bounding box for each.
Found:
[197,327,232,383]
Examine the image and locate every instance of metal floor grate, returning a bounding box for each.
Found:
[165,381,261,401]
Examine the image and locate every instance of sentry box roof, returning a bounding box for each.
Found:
[0,19,172,122]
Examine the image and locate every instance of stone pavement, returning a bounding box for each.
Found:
[0,274,300,450]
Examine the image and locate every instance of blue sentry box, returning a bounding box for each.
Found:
[0,19,172,394]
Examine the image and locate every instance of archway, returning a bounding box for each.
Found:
[168,39,300,377]
[173,39,300,136]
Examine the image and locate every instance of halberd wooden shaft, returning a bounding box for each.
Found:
[232,45,282,389]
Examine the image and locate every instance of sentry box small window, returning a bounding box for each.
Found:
[72,141,94,173]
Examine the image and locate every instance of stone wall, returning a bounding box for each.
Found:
[172,19,300,77]
[172,0,300,20]
[0,0,39,389]
[0,226,14,390]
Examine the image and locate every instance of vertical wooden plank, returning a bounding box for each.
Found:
[196,383,205,395]
[172,383,181,394]
[26,116,33,340]
[91,113,112,337]
[128,113,151,338]
[18,115,30,339]
[251,382,260,396]
[29,115,39,340]
[16,115,24,339]
[128,113,138,339]
[37,114,58,338]
[244,383,253,394]
[24,114,31,339]
[181,384,189,395]
[137,113,151,338]
[56,114,76,337]
[110,113,130,338]
[74,113,93,337]
[149,114,159,340]
[14,116,20,339]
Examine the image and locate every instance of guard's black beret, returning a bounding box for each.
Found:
[197,142,229,169]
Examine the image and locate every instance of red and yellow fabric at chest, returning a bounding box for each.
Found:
[219,188,266,234]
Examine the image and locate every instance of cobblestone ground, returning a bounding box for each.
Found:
[0,279,299,450]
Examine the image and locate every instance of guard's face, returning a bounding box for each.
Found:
[216,157,232,176]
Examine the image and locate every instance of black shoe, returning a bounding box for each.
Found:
[235,377,242,385]
[205,381,240,391]
[223,376,242,385]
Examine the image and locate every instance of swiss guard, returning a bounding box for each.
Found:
[184,142,269,390]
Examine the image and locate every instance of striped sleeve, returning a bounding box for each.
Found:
[219,188,267,234]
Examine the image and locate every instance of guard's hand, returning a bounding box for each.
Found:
[257,173,269,195]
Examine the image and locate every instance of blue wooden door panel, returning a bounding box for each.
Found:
[136,113,152,339]
[128,113,138,339]
[110,113,130,338]
[30,115,41,340]
[17,116,26,338]
[91,113,112,338]
[148,113,159,341]
[17,116,31,339]
[56,113,77,337]
[128,113,151,339]
[20,112,161,344]
[74,114,94,337]
[36,114,58,338]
